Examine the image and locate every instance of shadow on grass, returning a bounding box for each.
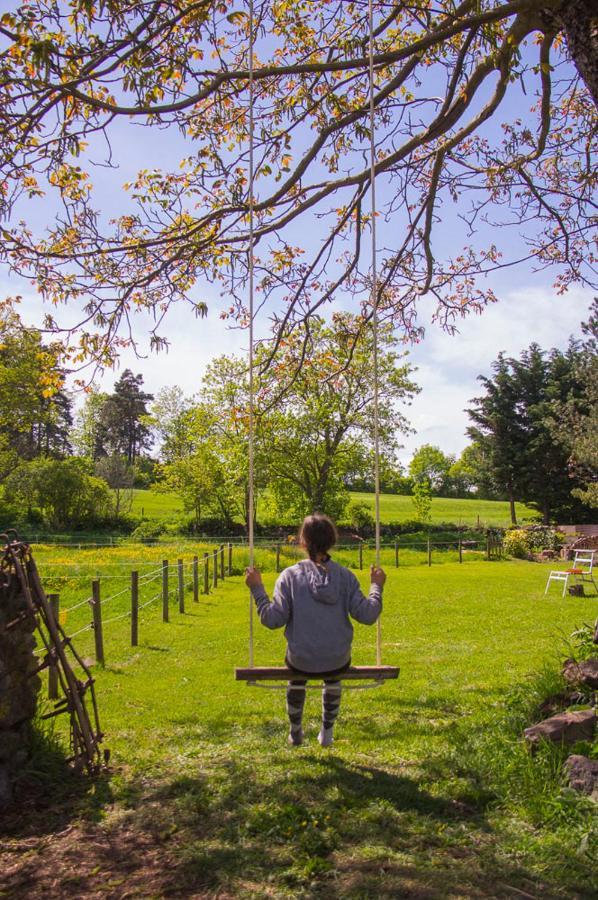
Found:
[2,740,593,899]
[0,721,113,840]
[110,754,585,899]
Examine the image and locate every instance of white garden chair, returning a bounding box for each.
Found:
[545,550,597,597]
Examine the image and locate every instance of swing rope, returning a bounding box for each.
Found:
[244,0,386,677]
[368,0,382,667]
[247,0,256,668]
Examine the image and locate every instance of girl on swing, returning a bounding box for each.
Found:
[245,513,386,747]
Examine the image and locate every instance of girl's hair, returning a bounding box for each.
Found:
[298,514,337,561]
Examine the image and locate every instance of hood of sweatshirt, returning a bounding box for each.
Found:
[302,559,337,605]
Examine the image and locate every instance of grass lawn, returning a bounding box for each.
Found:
[2,551,596,898]
[129,487,535,528]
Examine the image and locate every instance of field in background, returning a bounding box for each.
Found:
[347,491,533,526]
[15,549,596,898]
[131,487,183,519]
[130,488,534,527]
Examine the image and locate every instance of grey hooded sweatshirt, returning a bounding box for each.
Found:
[250,558,382,673]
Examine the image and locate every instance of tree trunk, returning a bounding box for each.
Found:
[312,479,328,513]
[544,0,598,108]
[509,493,517,526]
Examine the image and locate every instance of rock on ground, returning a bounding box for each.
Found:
[562,657,598,690]
[564,754,598,800]
[524,708,596,748]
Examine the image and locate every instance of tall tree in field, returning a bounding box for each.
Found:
[548,302,598,510]
[94,455,136,516]
[100,370,154,464]
[0,308,72,470]
[161,445,230,530]
[0,2,595,368]
[155,365,269,529]
[467,353,528,524]
[409,445,454,496]
[468,342,592,523]
[149,386,194,464]
[71,389,110,461]
[259,314,418,519]
[199,356,271,528]
[510,343,582,523]
[449,442,500,499]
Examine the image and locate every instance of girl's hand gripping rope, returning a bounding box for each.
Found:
[370,565,386,588]
[245,566,263,589]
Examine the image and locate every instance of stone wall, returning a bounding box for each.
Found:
[0,574,41,806]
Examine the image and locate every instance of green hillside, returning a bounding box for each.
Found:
[347,491,533,527]
[130,488,534,527]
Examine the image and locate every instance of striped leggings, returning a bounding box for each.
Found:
[286,680,342,731]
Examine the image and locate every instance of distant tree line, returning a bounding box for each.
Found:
[0,308,155,530]
[151,314,418,530]
[466,302,596,524]
[400,303,596,525]
[0,301,594,533]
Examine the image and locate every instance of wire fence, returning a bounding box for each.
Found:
[36,547,230,669]
[34,537,503,683]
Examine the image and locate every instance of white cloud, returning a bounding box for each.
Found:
[398,283,593,465]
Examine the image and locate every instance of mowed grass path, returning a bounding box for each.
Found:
[8,553,596,898]
[130,487,534,527]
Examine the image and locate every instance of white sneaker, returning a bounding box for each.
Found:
[318,727,334,747]
[288,728,303,746]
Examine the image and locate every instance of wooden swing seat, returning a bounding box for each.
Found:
[235,665,399,682]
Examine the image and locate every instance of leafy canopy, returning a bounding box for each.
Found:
[0,1,595,369]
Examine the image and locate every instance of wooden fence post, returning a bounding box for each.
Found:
[427,538,432,567]
[178,558,185,612]
[203,552,209,593]
[486,537,490,560]
[162,559,169,623]
[220,544,225,580]
[394,540,399,568]
[48,593,59,700]
[131,571,138,647]
[228,542,233,576]
[91,579,105,667]
[458,539,463,564]
[358,542,363,571]
[193,556,199,603]
[213,548,218,588]
[276,544,281,573]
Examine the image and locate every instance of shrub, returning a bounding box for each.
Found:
[503,528,531,559]
[347,501,374,534]
[566,622,598,662]
[130,520,165,543]
[3,457,113,531]
[503,525,563,557]
[525,525,562,551]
